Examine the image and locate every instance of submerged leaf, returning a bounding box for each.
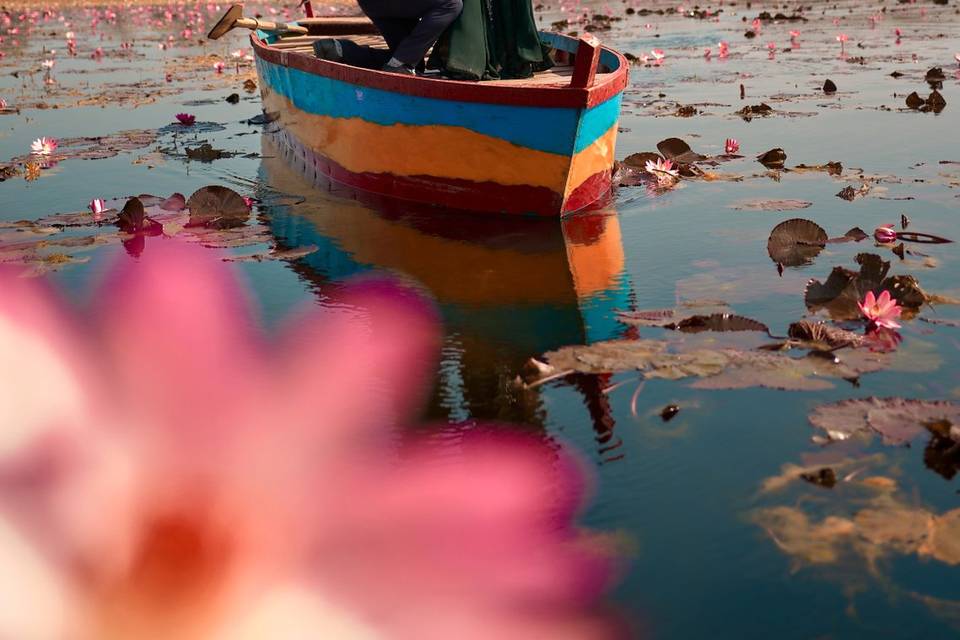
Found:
[671,313,769,334]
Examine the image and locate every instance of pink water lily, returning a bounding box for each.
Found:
[955,52,960,66]
[0,244,619,639]
[837,32,849,53]
[30,137,58,155]
[0,98,7,109]
[645,157,679,186]
[175,112,195,126]
[874,224,897,244]
[724,138,740,154]
[859,290,902,330]
[89,198,106,218]
[213,60,225,73]
[718,41,729,58]
[650,48,665,65]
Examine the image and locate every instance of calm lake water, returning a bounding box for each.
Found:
[2,0,960,637]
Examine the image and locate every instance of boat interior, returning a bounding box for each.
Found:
[259,18,620,87]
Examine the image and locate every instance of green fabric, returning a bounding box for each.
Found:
[430,0,553,81]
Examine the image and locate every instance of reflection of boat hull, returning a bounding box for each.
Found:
[251,30,627,216]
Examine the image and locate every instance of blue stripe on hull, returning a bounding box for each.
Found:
[573,93,623,153]
[257,58,582,156]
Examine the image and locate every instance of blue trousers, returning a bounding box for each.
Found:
[357,0,463,67]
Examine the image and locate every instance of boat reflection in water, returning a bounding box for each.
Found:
[260,135,634,451]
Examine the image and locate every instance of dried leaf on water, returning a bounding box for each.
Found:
[809,397,960,444]
[186,185,250,229]
[656,137,705,163]
[758,148,787,169]
[733,199,813,212]
[767,218,827,267]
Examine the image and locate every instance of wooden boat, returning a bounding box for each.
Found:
[249,20,629,216]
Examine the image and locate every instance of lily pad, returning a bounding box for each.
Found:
[733,200,813,212]
[758,148,787,169]
[804,253,926,321]
[656,138,705,164]
[186,186,250,229]
[809,397,960,444]
[767,218,828,267]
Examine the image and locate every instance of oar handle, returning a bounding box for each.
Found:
[236,17,309,35]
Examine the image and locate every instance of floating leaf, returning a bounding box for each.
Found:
[621,152,663,169]
[671,313,770,334]
[823,79,838,94]
[804,253,926,321]
[758,148,787,168]
[733,199,812,212]
[809,397,960,444]
[656,138,705,163]
[767,218,827,267]
[787,321,864,349]
[186,186,250,229]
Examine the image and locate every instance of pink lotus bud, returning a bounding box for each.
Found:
[175,112,195,126]
[89,198,106,219]
[874,225,897,243]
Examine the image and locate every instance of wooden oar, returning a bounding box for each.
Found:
[208,5,309,39]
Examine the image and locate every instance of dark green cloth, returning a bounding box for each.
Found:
[429,0,553,80]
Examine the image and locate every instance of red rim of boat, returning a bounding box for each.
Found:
[249,32,629,109]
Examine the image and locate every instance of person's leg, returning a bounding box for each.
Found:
[389,0,463,68]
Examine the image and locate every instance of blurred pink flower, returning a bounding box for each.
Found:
[175,112,195,126]
[650,48,665,64]
[873,224,897,244]
[718,41,729,58]
[0,244,619,639]
[751,18,761,33]
[724,138,739,154]
[30,137,58,155]
[703,48,711,60]
[213,60,225,73]
[955,52,960,66]
[789,30,800,39]
[0,98,7,109]
[859,289,902,330]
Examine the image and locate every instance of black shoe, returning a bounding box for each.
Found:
[312,39,344,63]
[381,60,416,76]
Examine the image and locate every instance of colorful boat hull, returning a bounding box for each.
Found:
[251,29,628,216]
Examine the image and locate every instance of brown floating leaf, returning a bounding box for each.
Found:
[737,103,774,120]
[671,313,770,334]
[836,186,858,201]
[535,336,887,392]
[906,91,926,110]
[792,161,843,176]
[787,321,864,349]
[656,138,705,163]
[187,186,250,229]
[757,148,787,168]
[804,253,926,321]
[117,197,145,232]
[733,199,812,212]
[828,227,869,243]
[767,218,828,267]
[621,152,663,169]
[809,397,960,444]
[823,79,837,94]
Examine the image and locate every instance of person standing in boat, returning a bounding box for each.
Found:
[315,0,463,75]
